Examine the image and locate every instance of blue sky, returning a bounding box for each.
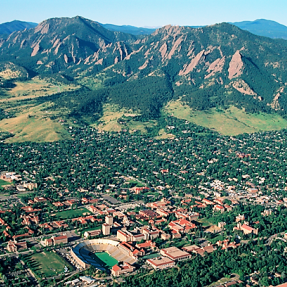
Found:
[1,0,287,27]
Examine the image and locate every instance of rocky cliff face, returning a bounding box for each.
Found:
[1,17,287,114]
[0,16,136,74]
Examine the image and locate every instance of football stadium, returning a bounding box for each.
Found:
[71,239,137,270]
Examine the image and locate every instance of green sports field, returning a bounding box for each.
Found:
[55,207,91,220]
[0,179,11,188]
[92,252,118,269]
[25,251,73,278]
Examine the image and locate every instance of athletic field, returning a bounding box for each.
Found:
[92,252,118,269]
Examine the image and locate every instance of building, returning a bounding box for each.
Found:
[79,276,95,284]
[156,208,170,217]
[183,244,215,256]
[16,185,26,192]
[117,229,131,242]
[34,197,47,203]
[23,182,38,190]
[234,223,258,235]
[53,235,68,245]
[218,222,226,229]
[160,246,191,261]
[136,240,156,250]
[213,205,225,213]
[119,242,144,259]
[53,202,64,207]
[117,228,156,242]
[84,229,101,239]
[188,212,200,221]
[102,223,111,235]
[44,238,54,246]
[168,219,197,234]
[142,227,160,240]
[139,209,159,219]
[147,256,175,270]
[105,215,113,225]
[161,232,171,240]
[235,214,245,222]
[7,240,27,252]
[112,262,135,276]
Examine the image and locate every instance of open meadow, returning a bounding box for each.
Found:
[165,99,287,135]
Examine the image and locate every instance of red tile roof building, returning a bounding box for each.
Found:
[111,262,135,277]
[147,256,175,270]
[160,246,191,261]
[168,219,197,234]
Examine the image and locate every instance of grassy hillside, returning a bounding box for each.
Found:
[0,103,71,142]
[165,99,287,135]
[0,77,79,142]
[92,103,157,133]
[1,76,78,101]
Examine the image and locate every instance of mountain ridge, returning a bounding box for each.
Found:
[0,20,37,35]
[231,19,287,39]
[1,16,287,141]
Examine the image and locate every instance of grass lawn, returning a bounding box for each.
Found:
[142,253,161,260]
[198,218,213,227]
[17,192,34,199]
[56,207,91,220]
[92,252,118,269]
[28,251,73,278]
[0,179,11,187]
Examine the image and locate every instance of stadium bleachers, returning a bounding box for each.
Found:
[71,239,137,270]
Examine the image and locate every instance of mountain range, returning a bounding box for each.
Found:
[1,16,287,142]
[0,20,37,35]
[231,19,287,39]
[2,19,287,39]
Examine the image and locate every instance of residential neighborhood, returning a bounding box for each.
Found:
[1,119,287,286]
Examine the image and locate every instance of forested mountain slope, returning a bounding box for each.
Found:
[1,17,287,141]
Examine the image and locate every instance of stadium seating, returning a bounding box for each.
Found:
[71,239,137,270]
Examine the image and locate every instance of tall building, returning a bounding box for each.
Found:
[105,215,113,225]
[102,223,111,235]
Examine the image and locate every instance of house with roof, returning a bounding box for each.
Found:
[51,220,68,229]
[183,244,215,256]
[52,202,64,207]
[111,262,135,276]
[39,223,53,232]
[7,240,27,252]
[168,219,197,234]
[233,223,258,235]
[213,205,225,213]
[119,242,145,259]
[139,209,160,219]
[216,239,240,250]
[53,235,68,245]
[84,229,101,239]
[147,256,175,270]
[34,197,47,203]
[136,240,156,250]
[160,246,191,261]
[21,206,42,213]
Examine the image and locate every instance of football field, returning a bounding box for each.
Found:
[93,252,118,269]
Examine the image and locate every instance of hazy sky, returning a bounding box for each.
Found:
[1,0,287,27]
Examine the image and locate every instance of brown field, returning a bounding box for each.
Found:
[0,77,79,103]
[0,103,71,143]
